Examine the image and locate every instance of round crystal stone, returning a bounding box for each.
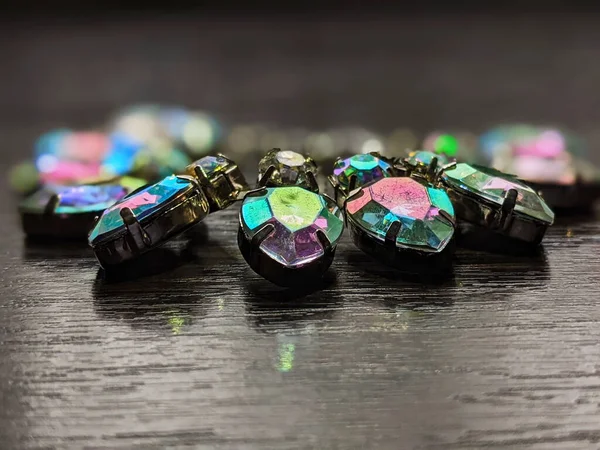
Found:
[441,163,555,224]
[345,177,455,252]
[332,154,392,191]
[257,149,318,189]
[240,186,344,268]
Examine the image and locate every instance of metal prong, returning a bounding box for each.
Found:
[499,188,518,230]
[427,157,439,181]
[258,165,276,187]
[502,189,518,215]
[316,229,334,254]
[327,175,338,189]
[385,221,402,248]
[238,186,268,201]
[333,184,348,210]
[348,174,358,193]
[120,207,151,248]
[251,223,275,247]
[43,193,60,215]
[438,209,456,227]
[345,187,364,203]
[193,166,212,189]
[441,161,457,172]
[320,193,338,207]
[306,170,320,192]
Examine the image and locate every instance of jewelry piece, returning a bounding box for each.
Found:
[89,155,248,267]
[331,153,396,191]
[238,149,344,286]
[479,125,600,209]
[20,184,130,239]
[257,148,318,191]
[330,153,456,271]
[402,150,555,244]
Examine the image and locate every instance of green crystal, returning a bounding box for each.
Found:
[442,163,555,224]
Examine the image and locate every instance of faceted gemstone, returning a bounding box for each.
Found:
[345,177,455,252]
[405,150,450,169]
[442,163,555,224]
[20,184,128,214]
[193,155,231,178]
[89,175,194,245]
[332,154,392,191]
[257,149,318,189]
[240,186,344,267]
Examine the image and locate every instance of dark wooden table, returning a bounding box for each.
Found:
[1,15,600,449]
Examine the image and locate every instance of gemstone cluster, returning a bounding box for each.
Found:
[345,177,455,252]
[240,186,344,267]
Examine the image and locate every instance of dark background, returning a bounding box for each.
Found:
[1,7,600,450]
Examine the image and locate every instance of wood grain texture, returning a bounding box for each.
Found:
[1,15,600,450]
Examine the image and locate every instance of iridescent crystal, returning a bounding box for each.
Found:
[257,149,318,189]
[345,177,455,252]
[405,150,450,169]
[442,163,555,224]
[192,155,231,177]
[332,154,392,190]
[240,186,344,267]
[20,185,128,214]
[89,175,193,245]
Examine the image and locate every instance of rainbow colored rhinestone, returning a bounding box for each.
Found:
[441,163,555,224]
[346,177,455,252]
[195,155,230,177]
[405,150,450,169]
[20,185,128,215]
[257,149,318,189]
[88,176,194,245]
[332,154,392,190]
[240,186,344,267]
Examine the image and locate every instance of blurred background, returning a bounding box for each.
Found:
[2,4,600,177]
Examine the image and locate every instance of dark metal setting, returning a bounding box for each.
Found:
[20,190,123,240]
[441,182,551,245]
[237,224,336,288]
[185,154,249,212]
[346,215,455,275]
[90,176,210,267]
